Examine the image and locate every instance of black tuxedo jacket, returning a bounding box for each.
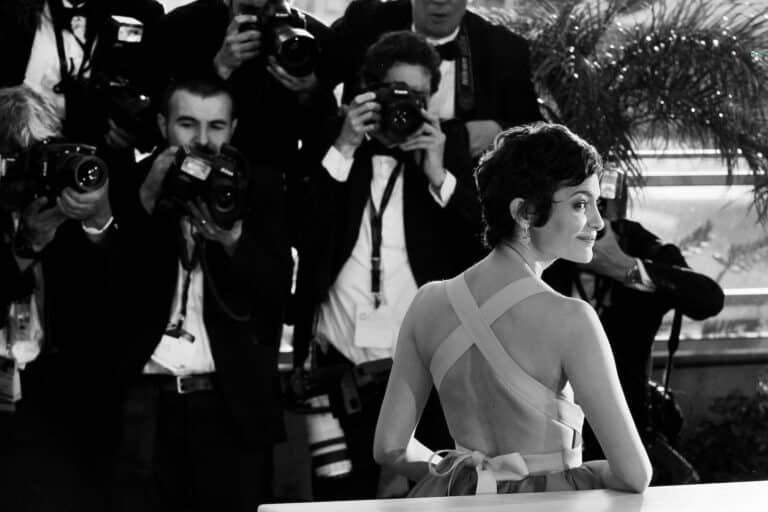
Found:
[292,141,484,366]
[0,209,120,463]
[110,153,293,445]
[542,219,724,428]
[318,0,543,143]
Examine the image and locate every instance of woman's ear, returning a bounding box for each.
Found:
[509,198,531,228]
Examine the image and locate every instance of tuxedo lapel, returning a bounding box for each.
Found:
[402,155,431,277]
[1,1,43,87]
[341,144,375,258]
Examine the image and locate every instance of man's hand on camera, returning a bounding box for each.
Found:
[19,197,67,254]
[187,199,243,257]
[104,118,136,150]
[580,222,635,282]
[466,119,502,158]
[57,184,112,229]
[214,15,262,80]
[399,110,446,190]
[266,57,318,98]
[140,146,178,214]
[334,92,379,159]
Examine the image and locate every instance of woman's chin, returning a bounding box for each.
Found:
[569,248,593,264]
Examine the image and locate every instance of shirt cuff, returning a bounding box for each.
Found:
[81,215,114,236]
[428,170,456,208]
[322,145,354,182]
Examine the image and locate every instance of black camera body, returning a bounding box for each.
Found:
[92,75,154,148]
[370,82,426,145]
[59,16,155,149]
[160,145,250,230]
[0,139,109,212]
[238,2,318,77]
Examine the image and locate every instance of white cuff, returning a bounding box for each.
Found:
[322,145,355,182]
[428,170,457,208]
[81,215,114,235]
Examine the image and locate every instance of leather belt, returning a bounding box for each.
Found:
[145,373,216,395]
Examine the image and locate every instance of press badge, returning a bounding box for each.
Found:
[150,328,196,374]
[8,297,42,368]
[353,305,396,349]
[0,355,21,405]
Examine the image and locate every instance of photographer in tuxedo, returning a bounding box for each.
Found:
[318,0,543,172]
[142,0,338,244]
[293,31,484,500]
[0,85,118,511]
[542,177,724,481]
[0,0,163,151]
[110,77,292,512]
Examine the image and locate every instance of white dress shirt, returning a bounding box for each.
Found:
[419,26,460,121]
[144,221,216,376]
[315,146,455,365]
[24,0,96,121]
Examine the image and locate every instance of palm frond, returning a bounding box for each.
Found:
[477,0,768,219]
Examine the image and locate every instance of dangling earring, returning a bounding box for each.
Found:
[519,221,531,247]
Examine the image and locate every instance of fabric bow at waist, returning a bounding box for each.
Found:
[428,444,582,495]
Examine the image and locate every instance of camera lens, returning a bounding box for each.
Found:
[59,154,108,192]
[213,186,236,213]
[382,102,422,143]
[274,26,317,77]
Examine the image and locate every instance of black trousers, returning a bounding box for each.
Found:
[311,344,451,501]
[111,376,274,512]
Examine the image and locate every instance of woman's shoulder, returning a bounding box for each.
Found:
[405,280,458,341]
[523,288,601,340]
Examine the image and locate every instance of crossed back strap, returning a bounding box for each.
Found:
[432,274,584,435]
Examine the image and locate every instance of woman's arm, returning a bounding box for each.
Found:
[373,287,437,482]
[560,299,652,492]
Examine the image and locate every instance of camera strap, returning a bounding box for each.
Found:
[368,163,403,309]
[169,224,200,335]
[50,1,99,88]
[454,23,475,118]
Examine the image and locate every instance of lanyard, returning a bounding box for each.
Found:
[454,22,475,118]
[168,226,200,337]
[368,163,402,309]
[51,3,98,88]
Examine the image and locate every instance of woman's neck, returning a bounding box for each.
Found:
[495,240,553,277]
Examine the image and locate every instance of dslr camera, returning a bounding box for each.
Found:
[0,139,109,212]
[369,82,427,145]
[159,145,250,230]
[60,16,154,148]
[238,1,319,77]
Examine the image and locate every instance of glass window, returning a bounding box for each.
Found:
[628,150,768,341]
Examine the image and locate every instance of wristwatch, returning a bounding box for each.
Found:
[624,259,643,287]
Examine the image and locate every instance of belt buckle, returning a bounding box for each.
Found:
[176,376,192,394]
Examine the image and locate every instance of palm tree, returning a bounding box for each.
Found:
[480,0,768,217]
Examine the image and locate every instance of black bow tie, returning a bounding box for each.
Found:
[55,1,91,26]
[367,139,406,161]
[434,41,459,61]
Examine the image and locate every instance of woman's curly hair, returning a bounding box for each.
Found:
[475,122,602,249]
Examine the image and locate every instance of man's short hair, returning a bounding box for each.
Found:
[362,31,441,94]
[160,76,237,119]
[0,85,61,153]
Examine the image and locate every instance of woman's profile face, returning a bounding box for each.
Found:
[530,173,604,264]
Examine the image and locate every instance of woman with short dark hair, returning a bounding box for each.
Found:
[374,122,652,496]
